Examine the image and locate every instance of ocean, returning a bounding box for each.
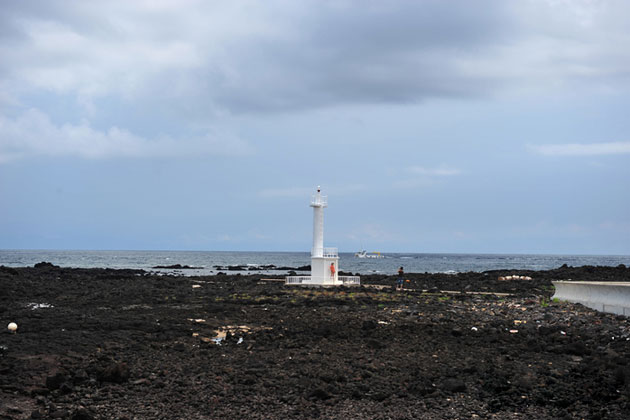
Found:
[0,250,628,276]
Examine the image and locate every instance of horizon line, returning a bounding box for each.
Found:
[1,248,628,258]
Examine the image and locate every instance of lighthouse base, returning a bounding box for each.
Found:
[311,256,339,285]
[285,257,360,286]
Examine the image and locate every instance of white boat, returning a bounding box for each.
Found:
[354,250,384,259]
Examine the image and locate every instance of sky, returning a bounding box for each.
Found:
[1,0,629,255]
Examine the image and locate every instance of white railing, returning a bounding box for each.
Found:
[285,275,361,285]
[323,247,338,257]
[286,276,311,284]
[312,247,338,257]
[310,195,328,207]
[339,276,361,285]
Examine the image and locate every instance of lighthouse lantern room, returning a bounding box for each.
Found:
[286,187,360,286]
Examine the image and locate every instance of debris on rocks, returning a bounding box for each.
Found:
[498,275,533,281]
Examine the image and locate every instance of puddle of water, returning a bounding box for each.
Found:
[121,304,153,310]
[26,303,54,310]
[212,333,244,345]
[212,330,227,345]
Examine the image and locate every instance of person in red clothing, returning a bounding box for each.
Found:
[330,262,336,280]
[396,266,404,290]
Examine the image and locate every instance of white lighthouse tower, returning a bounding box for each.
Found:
[310,186,338,284]
[285,187,360,286]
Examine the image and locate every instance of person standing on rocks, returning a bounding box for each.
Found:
[396,266,404,291]
[330,262,336,280]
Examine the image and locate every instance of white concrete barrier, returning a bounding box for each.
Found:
[552,281,630,316]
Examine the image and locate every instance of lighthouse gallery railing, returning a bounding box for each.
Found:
[311,247,338,258]
[310,195,327,207]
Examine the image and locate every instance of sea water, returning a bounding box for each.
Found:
[0,250,628,276]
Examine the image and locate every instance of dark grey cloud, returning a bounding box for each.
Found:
[208,1,517,113]
[309,1,510,51]
[2,0,630,120]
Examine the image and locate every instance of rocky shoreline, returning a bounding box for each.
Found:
[1,264,629,419]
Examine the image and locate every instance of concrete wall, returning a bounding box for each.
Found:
[553,281,630,316]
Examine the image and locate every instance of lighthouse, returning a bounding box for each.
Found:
[285,187,360,286]
[310,186,338,284]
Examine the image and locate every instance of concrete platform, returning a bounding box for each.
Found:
[552,281,630,316]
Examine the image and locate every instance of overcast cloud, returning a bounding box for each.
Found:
[531,141,630,156]
[2,1,630,118]
[1,0,629,254]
